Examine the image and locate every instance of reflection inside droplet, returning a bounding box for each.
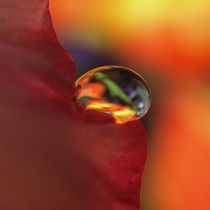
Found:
[74,66,151,124]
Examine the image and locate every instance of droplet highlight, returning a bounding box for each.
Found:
[74,66,151,124]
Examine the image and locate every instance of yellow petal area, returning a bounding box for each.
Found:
[85,99,137,124]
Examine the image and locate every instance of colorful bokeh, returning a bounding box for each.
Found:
[51,1,210,209]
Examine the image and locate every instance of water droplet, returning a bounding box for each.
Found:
[74,66,151,124]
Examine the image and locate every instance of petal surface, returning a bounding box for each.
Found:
[0,1,147,209]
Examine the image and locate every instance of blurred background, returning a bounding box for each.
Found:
[50,1,210,209]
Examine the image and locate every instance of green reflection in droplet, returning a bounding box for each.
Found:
[74,65,151,124]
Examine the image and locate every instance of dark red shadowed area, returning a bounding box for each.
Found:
[0,1,147,210]
[82,110,115,124]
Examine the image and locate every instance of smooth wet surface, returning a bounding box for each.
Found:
[74,66,151,124]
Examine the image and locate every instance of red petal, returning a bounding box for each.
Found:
[0,1,147,209]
